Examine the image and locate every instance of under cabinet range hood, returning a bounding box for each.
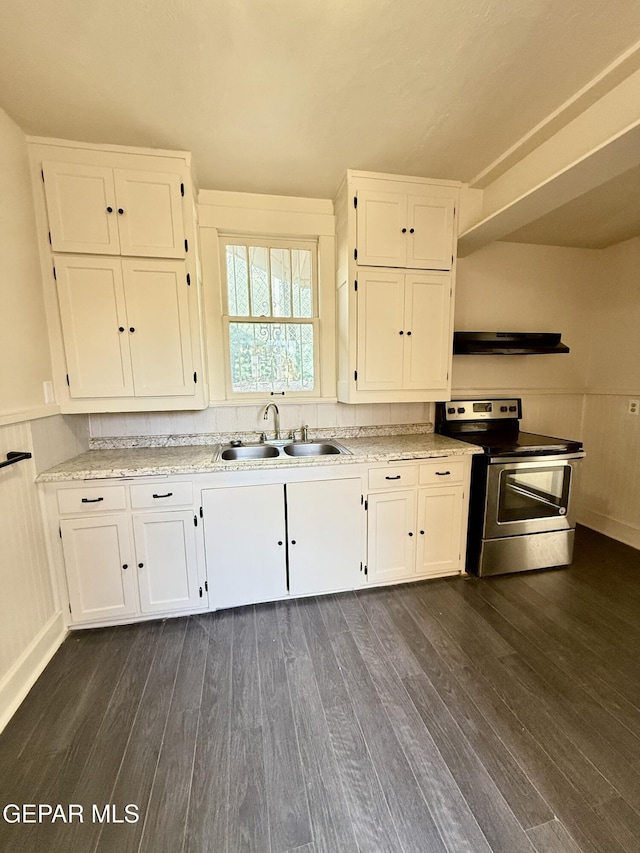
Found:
[453,332,570,355]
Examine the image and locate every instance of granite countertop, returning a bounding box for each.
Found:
[37,431,482,483]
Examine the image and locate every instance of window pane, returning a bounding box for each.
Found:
[270,249,292,318]
[226,245,249,316]
[249,246,271,317]
[229,322,315,393]
[291,249,313,318]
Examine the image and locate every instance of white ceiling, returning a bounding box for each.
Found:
[1,1,640,245]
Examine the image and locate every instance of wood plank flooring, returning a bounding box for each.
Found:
[1,525,640,852]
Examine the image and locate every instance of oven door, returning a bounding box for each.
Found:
[483,454,583,540]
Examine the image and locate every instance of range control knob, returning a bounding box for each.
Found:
[500,406,508,412]
[509,405,517,412]
[457,407,466,414]
[447,407,455,414]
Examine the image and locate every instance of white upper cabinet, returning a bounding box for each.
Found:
[355,182,456,271]
[42,161,186,258]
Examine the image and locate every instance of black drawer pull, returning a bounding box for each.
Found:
[152,492,173,499]
[385,475,401,480]
[81,497,104,503]
[435,471,451,476]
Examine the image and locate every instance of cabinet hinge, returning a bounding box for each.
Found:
[180,182,185,197]
[453,205,456,218]
[199,505,203,518]
[41,168,45,182]
[184,238,189,253]
[205,580,208,592]
[66,374,70,387]
[52,265,57,280]
[48,231,52,245]
[194,371,197,383]
[69,602,72,614]
[194,514,198,527]
[354,248,358,261]
[364,565,368,576]
[361,494,363,505]
[364,499,368,511]
[451,255,454,266]
[354,280,358,292]
[58,525,62,538]
[199,586,203,598]
[353,195,357,209]
[354,370,357,381]
[360,561,363,572]
[186,273,191,286]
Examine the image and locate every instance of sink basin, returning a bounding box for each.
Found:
[283,441,344,457]
[220,444,280,460]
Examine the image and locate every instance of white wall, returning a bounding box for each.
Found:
[580,236,640,548]
[0,108,52,423]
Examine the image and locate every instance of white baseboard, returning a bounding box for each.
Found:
[0,612,67,734]
[578,509,640,551]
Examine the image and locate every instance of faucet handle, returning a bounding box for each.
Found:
[301,424,309,442]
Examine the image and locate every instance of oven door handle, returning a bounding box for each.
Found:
[488,451,585,464]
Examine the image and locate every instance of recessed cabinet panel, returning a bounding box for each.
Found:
[356,270,405,390]
[406,196,455,270]
[367,489,416,583]
[416,487,463,576]
[61,515,138,622]
[133,511,201,613]
[403,274,451,390]
[113,170,185,258]
[202,484,287,609]
[287,478,363,596]
[122,259,194,397]
[43,161,120,255]
[55,256,134,398]
[356,190,406,266]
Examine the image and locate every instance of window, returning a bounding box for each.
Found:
[221,237,319,395]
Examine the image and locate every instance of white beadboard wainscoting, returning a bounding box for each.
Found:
[579,394,640,549]
[0,420,64,732]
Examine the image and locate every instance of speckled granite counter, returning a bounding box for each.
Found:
[37,432,481,482]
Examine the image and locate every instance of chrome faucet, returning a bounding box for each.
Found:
[262,402,280,440]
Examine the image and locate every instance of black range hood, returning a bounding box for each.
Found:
[453,331,570,355]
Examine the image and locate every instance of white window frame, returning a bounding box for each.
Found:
[219,234,323,400]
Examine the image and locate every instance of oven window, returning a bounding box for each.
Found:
[498,465,571,523]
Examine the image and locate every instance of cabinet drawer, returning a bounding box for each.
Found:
[57,485,127,514]
[419,458,465,486]
[368,466,417,490]
[130,482,193,509]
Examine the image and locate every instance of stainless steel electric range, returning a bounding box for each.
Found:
[436,398,585,577]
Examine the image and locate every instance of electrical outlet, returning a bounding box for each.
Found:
[629,399,639,416]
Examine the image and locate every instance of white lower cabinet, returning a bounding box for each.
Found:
[416,487,464,576]
[132,510,202,614]
[202,477,364,609]
[61,514,139,622]
[367,490,417,583]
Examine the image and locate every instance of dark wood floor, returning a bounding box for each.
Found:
[1,525,640,853]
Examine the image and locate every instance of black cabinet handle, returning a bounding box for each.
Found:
[81,497,104,503]
[106,206,113,213]
[406,331,412,336]
[399,330,404,335]
[409,228,415,234]
[291,540,297,545]
[118,326,125,332]
[152,492,173,499]
[435,471,451,476]
[385,475,401,480]
[122,564,128,570]
[408,532,414,537]
[401,228,407,233]
[277,540,283,546]
[420,530,425,535]
[129,327,135,333]
[138,563,144,568]
[118,208,124,214]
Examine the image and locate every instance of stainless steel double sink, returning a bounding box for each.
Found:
[218,440,351,461]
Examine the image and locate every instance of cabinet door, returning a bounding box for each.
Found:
[202,484,287,609]
[356,270,405,390]
[55,255,134,398]
[403,274,452,391]
[42,161,120,255]
[406,195,455,270]
[356,190,407,267]
[61,515,138,623]
[113,169,186,258]
[416,487,463,576]
[367,490,416,583]
[133,510,202,614]
[122,259,194,397]
[287,478,363,596]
